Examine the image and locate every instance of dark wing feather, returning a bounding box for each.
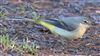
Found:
[44,19,76,31]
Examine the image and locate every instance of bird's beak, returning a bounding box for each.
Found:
[92,22,99,25]
[89,20,99,27]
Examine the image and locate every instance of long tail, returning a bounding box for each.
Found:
[37,20,55,30]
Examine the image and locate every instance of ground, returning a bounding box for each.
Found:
[0,0,100,56]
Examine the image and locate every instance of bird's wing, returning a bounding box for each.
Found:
[44,18,76,31]
[59,15,86,25]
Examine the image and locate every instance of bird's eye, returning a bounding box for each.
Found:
[84,20,88,24]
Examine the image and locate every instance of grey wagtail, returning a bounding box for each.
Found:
[34,16,92,40]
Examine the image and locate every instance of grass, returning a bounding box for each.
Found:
[0,10,6,18]
[0,34,37,55]
[0,35,11,50]
[19,38,37,55]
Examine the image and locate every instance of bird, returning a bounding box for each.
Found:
[33,16,92,40]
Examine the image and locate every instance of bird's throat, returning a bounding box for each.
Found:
[73,24,88,38]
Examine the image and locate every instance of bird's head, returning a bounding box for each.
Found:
[79,17,94,28]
